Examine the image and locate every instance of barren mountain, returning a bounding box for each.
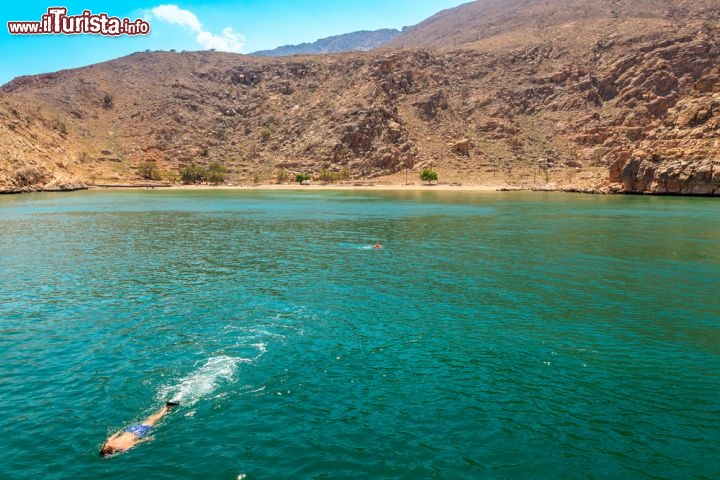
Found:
[252,29,400,56]
[1,0,719,194]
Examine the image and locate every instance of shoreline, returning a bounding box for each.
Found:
[155,182,503,192]
[0,182,625,196]
[82,181,619,196]
[76,181,505,193]
[3,181,718,197]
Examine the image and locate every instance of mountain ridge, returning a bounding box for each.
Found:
[251,29,400,57]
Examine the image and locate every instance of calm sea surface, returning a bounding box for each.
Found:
[0,190,718,479]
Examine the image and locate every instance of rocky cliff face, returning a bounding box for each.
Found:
[1,0,718,194]
[0,94,86,192]
[608,62,720,194]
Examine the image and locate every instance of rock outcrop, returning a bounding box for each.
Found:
[596,45,720,194]
[452,138,470,156]
[42,176,87,192]
[611,158,719,195]
[0,96,86,193]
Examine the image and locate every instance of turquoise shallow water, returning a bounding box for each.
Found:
[1,190,718,479]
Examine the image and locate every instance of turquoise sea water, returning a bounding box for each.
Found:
[1,190,718,479]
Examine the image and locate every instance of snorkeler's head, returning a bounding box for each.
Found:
[99,444,117,458]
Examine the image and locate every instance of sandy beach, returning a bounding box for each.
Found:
[85,182,498,193]
[165,182,503,192]
[85,166,610,194]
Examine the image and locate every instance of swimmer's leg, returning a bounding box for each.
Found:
[142,402,180,426]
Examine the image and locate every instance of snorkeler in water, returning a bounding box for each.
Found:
[373,243,383,249]
[99,401,179,457]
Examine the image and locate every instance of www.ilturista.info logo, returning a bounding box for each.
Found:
[7,7,150,35]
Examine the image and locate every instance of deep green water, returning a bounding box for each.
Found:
[1,190,718,479]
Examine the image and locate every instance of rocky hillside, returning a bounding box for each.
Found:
[387,0,719,50]
[0,94,87,192]
[252,29,400,56]
[1,0,719,194]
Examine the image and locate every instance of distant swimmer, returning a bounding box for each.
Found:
[373,243,383,249]
[99,401,179,457]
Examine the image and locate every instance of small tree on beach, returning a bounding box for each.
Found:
[180,164,206,184]
[295,173,311,184]
[251,172,264,184]
[420,168,438,184]
[319,168,336,184]
[276,169,289,184]
[206,162,226,184]
[139,161,161,180]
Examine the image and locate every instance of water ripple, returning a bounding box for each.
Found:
[0,191,718,479]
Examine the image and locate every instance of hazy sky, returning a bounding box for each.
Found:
[1,1,469,85]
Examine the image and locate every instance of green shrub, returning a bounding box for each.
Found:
[51,118,67,135]
[295,172,310,183]
[215,129,228,141]
[319,168,336,183]
[276,169,289,184]
[103,93,114,110]
[206,170,224,184]
[180,164,206,184]
[139,161,161,180]
[420,168,438,184]
[259,128,272,142]
[179,162,226,184]
[206,161,226,184]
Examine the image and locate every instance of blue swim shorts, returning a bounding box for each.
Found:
[126,424,152,437]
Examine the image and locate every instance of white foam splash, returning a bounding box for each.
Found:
[157,355,249,407]
[156,311,305,408]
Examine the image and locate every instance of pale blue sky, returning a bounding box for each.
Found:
[1,1,469,85]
